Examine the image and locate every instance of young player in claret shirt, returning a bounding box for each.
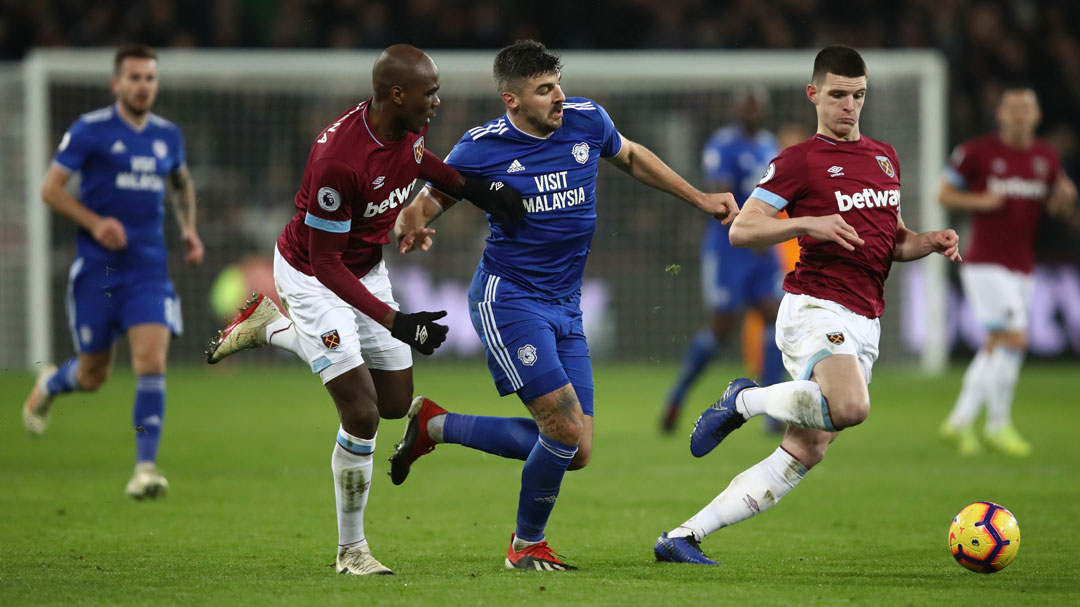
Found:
[939,86,1077,457]
[654,45,962,565]
[204,45,522,575]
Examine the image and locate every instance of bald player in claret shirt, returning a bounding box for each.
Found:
[204,44,523,576]
[655,45,962,566]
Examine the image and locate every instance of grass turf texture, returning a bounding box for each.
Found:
[2,362,1078,606]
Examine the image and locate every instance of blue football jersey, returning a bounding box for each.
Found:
[442,98,622,298]
[53,104,186,270]
[701,125,777,252]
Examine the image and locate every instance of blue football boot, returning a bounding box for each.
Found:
[690,378,758,457]
[654,532,720,565]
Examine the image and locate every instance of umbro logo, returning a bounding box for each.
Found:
[415,325,428,344]
[110,140,127,154]
[372,176,386,190]
[827,166,844,177]
[507,159,525,173]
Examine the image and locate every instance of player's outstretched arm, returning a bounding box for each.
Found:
[395,185,452,254]
[169,163,203,266]
[41,163,127,250]
[730,198,864,250]
[892,213,961,262]
[606,135,738,223]
[938,181,1004,212]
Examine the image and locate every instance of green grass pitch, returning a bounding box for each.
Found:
[2,361,1079,606]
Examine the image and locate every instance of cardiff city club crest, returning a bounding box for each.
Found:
[875,156,895,178]
[517,344,538,366]
[826,331,845,345]
[413,136,425,164]
[572,142,589,164]
[321,329,341,350]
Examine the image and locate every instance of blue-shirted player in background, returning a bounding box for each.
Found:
[389,40,738,570]
[660,88,788,435]
[22,44,204,500]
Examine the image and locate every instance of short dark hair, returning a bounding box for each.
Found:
[812,45,866,84]
[114,44,157,74]
[493,40,562,94]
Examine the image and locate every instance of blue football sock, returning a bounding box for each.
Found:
[761,326,787,386]
[443,413,538,460]
[44,358,82,396]
[515,434,578,542]
[133,375,166,463]
[668,329,719,406]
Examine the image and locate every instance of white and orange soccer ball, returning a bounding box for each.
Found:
[948,502,1021,573]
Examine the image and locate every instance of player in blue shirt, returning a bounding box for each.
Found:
[389,40,737,570]
[21,45,204,500]
[660,89,788,435]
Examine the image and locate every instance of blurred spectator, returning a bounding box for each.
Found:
[2,0,1078,194]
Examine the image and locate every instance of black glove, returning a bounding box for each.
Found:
[390,310,449,355]
[461,176,526,223]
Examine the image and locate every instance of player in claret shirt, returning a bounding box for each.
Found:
[389,40,738,571]
[204,44,523,576]
[654,45,962,565]
[21,44,203,500]
[939,86,1077,457]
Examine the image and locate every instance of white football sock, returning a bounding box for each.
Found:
[332,427,375,548]
[985,347,1024,432]
[266,316,303,358]
[669,447,808,541]
[947,348,992,428]
[735,380,833,430]
[427,413,447,443]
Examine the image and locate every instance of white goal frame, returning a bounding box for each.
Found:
[22,48,948,372]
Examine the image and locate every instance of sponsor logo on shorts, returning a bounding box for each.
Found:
[827,331,845,345]
[321,329,341,350]
[517,344,537,366]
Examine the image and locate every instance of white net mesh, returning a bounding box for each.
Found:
[11,50,946,369]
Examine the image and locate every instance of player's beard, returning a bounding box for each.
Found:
[525,106,562,136]
[119,93,152,119]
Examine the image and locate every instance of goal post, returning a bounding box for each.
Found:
[19,48,948,372]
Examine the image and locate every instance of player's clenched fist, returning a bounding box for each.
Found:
[92,216,127,250]
[701,192,739,225]
[390,310,449,355]
[928,229,961,262]
[461,176,526,222]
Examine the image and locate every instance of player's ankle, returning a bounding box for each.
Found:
[427,413,447,443]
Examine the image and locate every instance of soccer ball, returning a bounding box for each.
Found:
[948,502,1021,573]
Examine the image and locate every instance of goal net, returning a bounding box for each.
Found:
[8,49,947,371]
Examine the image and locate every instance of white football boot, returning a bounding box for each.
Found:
[206,293,283,364]
[22,364,58,436]
[336,544,394,575]
[125,462,169,500]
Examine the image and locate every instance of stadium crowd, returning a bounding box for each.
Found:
[1,0,1076,257]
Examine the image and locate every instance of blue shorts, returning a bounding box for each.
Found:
[468,269,594,416]
[701,245,783,312]
[66,257,182,354]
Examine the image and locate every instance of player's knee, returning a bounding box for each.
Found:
[568,444,591,471]
[76,367,109,392]
[377,395,411,420]
[831,396,870,429]
[542,412,583,447]
[132,354,166,376]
